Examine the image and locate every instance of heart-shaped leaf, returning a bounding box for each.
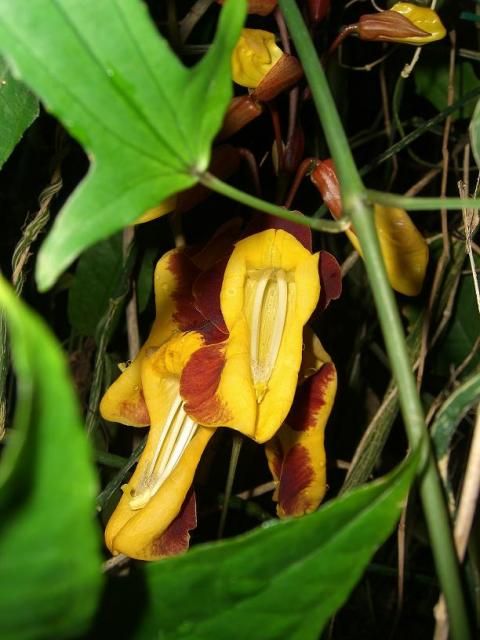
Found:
[0,0,246,290]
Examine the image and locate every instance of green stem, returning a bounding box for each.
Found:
[278,1,470,638]
[217,433,243,539]
[368,189,480,211]
[200,172,350,233]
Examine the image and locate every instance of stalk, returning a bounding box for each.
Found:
[276,1,470,638]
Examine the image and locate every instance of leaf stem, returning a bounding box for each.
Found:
[200,172,350,233]
[368,189,480,211]
[278,0,471,637]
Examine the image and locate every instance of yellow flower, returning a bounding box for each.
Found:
[311,159,429,296]
[101,223,341,560]
[231,29,303,101]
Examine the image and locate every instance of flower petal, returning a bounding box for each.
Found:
[100,248,205,426]
[181,229,320,442]
[266,343,337,517]
[105,348,215,560]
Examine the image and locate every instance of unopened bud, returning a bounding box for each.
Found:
[217,95,263,141]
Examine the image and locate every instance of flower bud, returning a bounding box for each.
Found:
[307,0,331,25]
[217,95,263,141]
[358,2,446,45]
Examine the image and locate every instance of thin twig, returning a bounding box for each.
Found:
[123,227,140,361]
[179,0,215,43]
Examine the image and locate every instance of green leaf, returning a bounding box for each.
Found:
[0,0,246,291]
[0,56,38,168]
[68,233,126,337]
[432,368,480,462]
[133,453,418,640]
[471,98,480,170]
[0,278,103,639]
[136,246,157,314]
[432,269,480,375]
[415,61,479,120]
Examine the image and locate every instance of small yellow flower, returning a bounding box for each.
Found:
[232,29,284,89]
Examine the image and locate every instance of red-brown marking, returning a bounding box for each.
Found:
[317,251,342,312]
[119,391,150,425]
[287,362,336,431]
[278,444,315,516]
[168,251,205,332]
[150,490,197,557]
[193,258,229,334]
[180,343,232,424]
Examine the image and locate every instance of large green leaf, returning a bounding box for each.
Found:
[0,0,246,291]
[0,278,103,639]
[132,453,417,640]
[0,56,38,168]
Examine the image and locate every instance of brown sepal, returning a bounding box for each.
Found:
[253,54,303,103]
[358,11,430,42]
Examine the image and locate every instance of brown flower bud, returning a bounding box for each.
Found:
[217,95,263,141]
[253,54,303,102]
[307,0,331,24]
[358,10,430,42]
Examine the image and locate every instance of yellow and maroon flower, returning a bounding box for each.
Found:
[101,218,341,560]
[311,159,429,296]
[266,329,336,517]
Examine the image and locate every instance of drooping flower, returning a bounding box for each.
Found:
[311,158,429,296]
[349,2,446,45]
[101,218,341,560]
[231,29,303,102]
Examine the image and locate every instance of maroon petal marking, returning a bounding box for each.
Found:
[278,444,315,515]
[243,213,312,251]
[317,251,342,312]
[286,362,336,431]
[150,490,197,558]
[180,343,232,425]
[168,251,204,332]
[193,258,229,334]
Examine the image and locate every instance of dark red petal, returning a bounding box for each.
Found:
[244,213,312,251]
[278,445,315,515]
[317,251,342,312]
[180,343,232,424]
[150,490,197,558]
[193,258,229,334]
[287,362,336,431]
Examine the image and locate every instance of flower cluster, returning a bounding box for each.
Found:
[101,218,341,560]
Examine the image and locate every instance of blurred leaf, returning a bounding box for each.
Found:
[134,453,418,640]
[471,98,480,170]
[0,0,246,291]
[415,61,479,120]
[432,269,480,375]
[0,278,103,639]
[432,367,480,462]
[0,56,38,169]
[68,233,126,337]
[136,246,157,314]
